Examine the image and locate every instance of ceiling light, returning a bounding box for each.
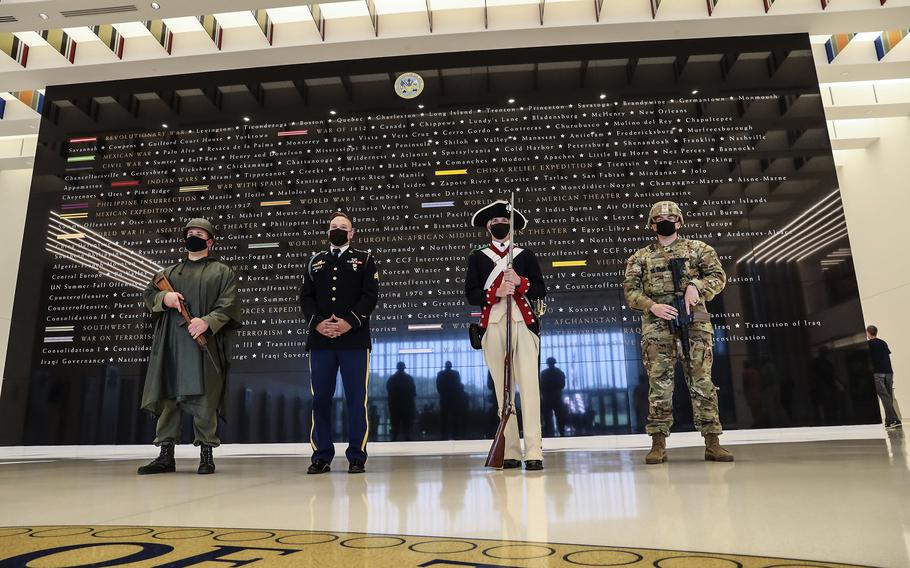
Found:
[39,13,49,20]
[599,93,607,100]
[764,207,844,263]
[508,98,515,104]
[151,2,161,9]
[795,229,850,263]
[691,89,699,95]
[417,104,424,109]
[161,123,168,128]
[243,116,251,122]
[738,189,841,264]
[775,221,847,263]
[329,110,337,115]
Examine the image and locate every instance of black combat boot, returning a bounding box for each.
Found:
[137,444,176,475]
[307,459,331,475]
[197,444,216,475]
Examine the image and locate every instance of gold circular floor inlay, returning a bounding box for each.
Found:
[0,526,875,567]
[564,549,644,566]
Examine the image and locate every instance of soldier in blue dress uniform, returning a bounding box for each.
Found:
[299,212,379,474]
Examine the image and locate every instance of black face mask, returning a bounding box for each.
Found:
[654,220,677,237]
[185,235,209,252]
[329,228,349,247]
[490,223,510,240]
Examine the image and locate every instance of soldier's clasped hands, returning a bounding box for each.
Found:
[502,269,522,285]
[316,315,353,338]
[496,281,516,297]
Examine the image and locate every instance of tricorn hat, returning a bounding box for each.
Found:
[471,200,528,231]
[184,218,215,238]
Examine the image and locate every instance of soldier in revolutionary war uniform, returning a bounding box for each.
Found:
[623,201,733,464]
[465,200,547,471]
[139,218,241,475]
[300,211,378,475]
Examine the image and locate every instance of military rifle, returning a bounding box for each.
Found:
[153,273,223,375]
[485,193,516,469]
[667,258,695,362]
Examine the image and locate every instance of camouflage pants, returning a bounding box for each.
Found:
[641,329,722,437]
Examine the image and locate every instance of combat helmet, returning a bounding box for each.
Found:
[648,201,684,225]
[183,218,215,239]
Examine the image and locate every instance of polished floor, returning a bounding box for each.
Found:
[1,426,908,567]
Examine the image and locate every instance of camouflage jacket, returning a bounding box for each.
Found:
[623,237,726,336]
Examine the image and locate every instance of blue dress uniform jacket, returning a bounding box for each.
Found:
[299,248,379,351]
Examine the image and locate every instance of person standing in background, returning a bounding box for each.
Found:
[436,361,465,440]
[540,357,567,437]
[387,362,417,441]
[742,360,763,427]
[867,325,901,429]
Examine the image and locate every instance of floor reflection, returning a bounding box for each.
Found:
[0,437,906,567]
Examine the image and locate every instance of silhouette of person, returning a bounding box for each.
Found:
[387,362,416,441]
[742,359,763,427]
[760,354,788,426]
[811,347,842,425]
[437,361,465,440]
[540,357,567,437]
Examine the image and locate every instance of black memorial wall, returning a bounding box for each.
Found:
[0,34,879,445]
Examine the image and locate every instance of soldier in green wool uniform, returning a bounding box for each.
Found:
[138,218,241,475]
[623,201,734,464]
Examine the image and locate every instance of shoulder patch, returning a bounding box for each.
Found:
[308,252,327,274]
[685,238,708,251]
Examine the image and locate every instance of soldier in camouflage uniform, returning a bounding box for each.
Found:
[623,201,734,464]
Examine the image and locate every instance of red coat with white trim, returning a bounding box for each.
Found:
[464,243,547,335]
